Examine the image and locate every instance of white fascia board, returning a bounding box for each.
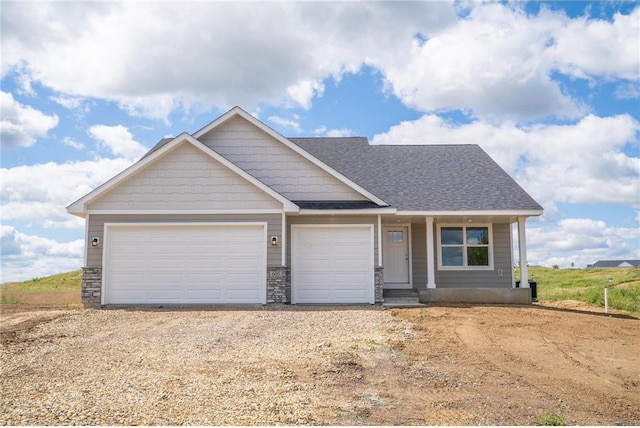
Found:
[87,209,286,215]
[66,132,299,216]
[396,209,544,217]
[193,106,389,207]
[297,208,397,215]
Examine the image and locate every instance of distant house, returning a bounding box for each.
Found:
[587,260,640,268]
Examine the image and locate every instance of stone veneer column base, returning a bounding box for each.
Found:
[81,267,102,307]
[267,266,290,303]
[374,267,384,303]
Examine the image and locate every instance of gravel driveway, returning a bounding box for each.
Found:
[1,306,414,425]
[2,304,638,425]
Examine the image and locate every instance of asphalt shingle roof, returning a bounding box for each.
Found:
[290,137,542,211]
[142,135,542,212]
[587,260,640,268]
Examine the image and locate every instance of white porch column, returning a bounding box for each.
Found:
[425,216,436,289]
[518,216,529,287]
[377,215,382,267]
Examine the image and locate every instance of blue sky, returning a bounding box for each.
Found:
[1,1,639,282]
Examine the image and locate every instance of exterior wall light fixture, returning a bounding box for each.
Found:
[271,236,278,246]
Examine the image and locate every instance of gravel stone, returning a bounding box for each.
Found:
[0,307,414,425]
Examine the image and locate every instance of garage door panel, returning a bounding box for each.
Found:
[105,224,266,304]
[185,290,224,300]
[334,271,369,284]
[293,226,373,304]
[226,272,262,284]
[110,254,146,268]
[146,274,184,285]
[108,288,145,302]
[147,289,183,300]
[149,257,185,269]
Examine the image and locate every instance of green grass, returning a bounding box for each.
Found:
[1,270,82,305]
[516,266,640,314]
[1,295,22,304]
[3,270,82,292]
[537,412,566,426]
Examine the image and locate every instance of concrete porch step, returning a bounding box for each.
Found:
[383,289,419,298]
[382,297,426,308]
[382,290,426,307]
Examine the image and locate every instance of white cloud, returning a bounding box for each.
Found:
[614,82,640,100]
[0,225,84,283]
[286,79,325,110]
[268,115,302,133]
[61,137,84,150]
[372,114,640,210]
[313,125,355,137]
[0,91,59,148]
[1,157,134,229]
[51,94,85,110]
[378,3,638,121]
[548,8,640,81]
[524,218,640,268]
[379,4,582,121]
[2,2,635,122]
[0,1,456,119]
[88,124,148,160]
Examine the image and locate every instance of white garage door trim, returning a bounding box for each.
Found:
[291,224,375,304]
[102,222,267,305]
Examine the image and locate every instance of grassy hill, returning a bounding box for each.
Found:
[521,266,640,314]
[0,270,82,305]
[1,267,638,313]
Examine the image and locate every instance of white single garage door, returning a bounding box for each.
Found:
[292,225,374,304]
[104,223,266,304]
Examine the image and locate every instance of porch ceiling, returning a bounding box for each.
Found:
[381,214,519,224]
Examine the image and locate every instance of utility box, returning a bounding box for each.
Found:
[516,280,538,302]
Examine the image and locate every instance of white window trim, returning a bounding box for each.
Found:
[437,223,494,271]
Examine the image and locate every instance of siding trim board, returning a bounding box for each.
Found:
[87,209,285,215]
[397,209,543,217]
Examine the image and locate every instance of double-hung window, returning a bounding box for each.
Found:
[438,224,493,270]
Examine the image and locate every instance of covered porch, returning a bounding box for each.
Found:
[378,212,538,304]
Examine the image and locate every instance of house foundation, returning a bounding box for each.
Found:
[419,288,531,304]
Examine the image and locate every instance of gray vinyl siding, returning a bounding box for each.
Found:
[86,213,282,268]
[286,215,378,268]
[88,142,281,211]
[434,223,513,289]
[199,116,365,201]
[410,223,426,287]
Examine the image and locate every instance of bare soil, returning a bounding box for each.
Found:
[1,302,638,425]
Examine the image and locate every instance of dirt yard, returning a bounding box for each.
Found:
[1,303,638,425]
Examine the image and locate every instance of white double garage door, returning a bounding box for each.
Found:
[103,223,374,305]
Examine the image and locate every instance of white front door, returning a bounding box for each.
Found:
[383,226,411,288]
